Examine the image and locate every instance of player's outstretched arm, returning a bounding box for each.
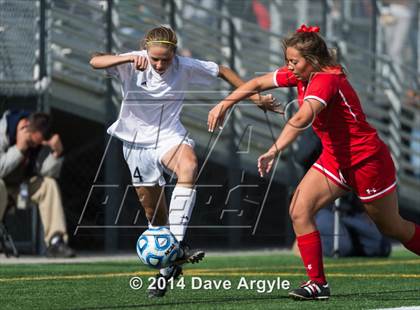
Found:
[258,98,325,176]
[218,66,276,111]
[89,53,148,70]
[208,72,275,132]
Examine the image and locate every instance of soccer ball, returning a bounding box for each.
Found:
[136,227,180,269]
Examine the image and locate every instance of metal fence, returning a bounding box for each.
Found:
[0,0,41,96]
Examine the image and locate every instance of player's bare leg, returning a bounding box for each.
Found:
[147,144,203,298]
[135,185,168,226]
[161,143,204,264]
[289,168,347,300]
[290,168,347,236]
[364,191,420,255]
[136,185,185,298]
[162,143,197,188]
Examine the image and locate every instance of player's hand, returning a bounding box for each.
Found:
[208,103,228,132]
[43,134,63,158]
[254,94,283,113]
[257,149,276,177]
[254,94,275,111]
[16,119,31,153]
[130,55,148,71]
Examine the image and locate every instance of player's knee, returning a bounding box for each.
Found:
[177,158,197,178]
[138,194,151,212]
[289,207,311,225]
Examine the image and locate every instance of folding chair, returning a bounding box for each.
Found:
[0,222,19,257]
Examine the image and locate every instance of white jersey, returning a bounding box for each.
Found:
[106,50,219,146]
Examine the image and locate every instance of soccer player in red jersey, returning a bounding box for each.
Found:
[208,24,420,300]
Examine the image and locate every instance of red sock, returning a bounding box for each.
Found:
[297,230,327,285]
[403,224,420,255]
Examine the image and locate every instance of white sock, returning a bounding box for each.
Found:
[153,187,195,277]
[168,186,196,242]
[148,223,168,229]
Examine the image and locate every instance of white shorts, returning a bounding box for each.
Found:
[122,137,195,187]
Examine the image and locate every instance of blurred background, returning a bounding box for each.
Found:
[1,0,419,254]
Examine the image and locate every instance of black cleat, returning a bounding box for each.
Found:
[289,280,330,300]
[172,241,205,266]
[148,265,183,298]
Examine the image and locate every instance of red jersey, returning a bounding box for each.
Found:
[274,66,383,168]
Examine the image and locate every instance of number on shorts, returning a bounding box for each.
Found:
[133,167,143,182]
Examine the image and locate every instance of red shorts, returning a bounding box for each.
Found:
[312,144,397,203]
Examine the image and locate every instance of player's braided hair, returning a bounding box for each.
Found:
[282,32,339,71]
[141,26,177,53]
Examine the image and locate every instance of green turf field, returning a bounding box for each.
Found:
[0,250,419,310]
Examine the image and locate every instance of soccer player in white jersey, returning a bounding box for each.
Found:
[90,26,275,297]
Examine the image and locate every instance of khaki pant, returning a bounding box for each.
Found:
[0,177,68,244]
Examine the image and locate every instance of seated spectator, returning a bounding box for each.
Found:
[0,110,75,257]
